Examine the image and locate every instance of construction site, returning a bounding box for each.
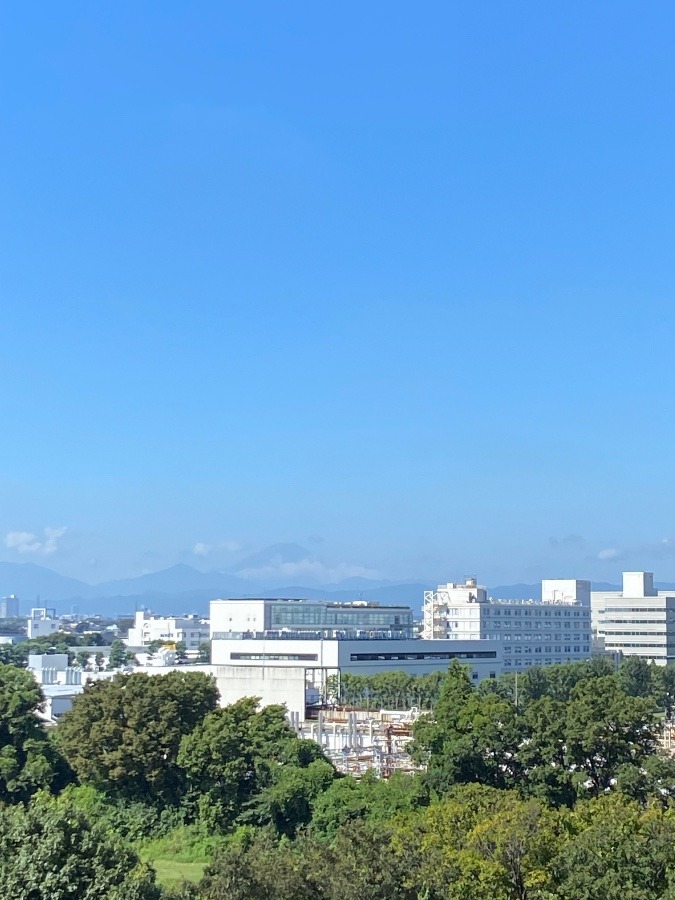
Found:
[289,706,425,778]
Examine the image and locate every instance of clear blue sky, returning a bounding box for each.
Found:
[1,2,674,586]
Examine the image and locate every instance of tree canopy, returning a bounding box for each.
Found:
[56,671,219,805]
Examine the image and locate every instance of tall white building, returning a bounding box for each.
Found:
[423,577,592,671]
[592,572,675,665]
[126,611,210,652]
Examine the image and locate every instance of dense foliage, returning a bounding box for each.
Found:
[4,657,675,898]
[55,671,219,805]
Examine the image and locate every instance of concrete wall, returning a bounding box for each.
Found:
[213,664,308,718]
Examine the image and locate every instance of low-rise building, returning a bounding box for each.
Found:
[126,610,209,653]
[27,608,62,639]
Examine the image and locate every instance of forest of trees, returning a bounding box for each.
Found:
[3,656,675,898]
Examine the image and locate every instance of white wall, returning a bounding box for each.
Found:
[210,599,268,635]
[213,664,308,718]
[212,636,502,682]
[27,617,61,639]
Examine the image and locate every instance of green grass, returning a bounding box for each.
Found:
[145,857,206,887]
[138,824,230,887]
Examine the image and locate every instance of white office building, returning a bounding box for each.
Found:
[423,577,592,671]
[210,597,502,718]
[591,572,675,665]
[27,608,62,639]
[126,610,210,653]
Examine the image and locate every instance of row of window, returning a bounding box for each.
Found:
[602,618,669,624]
[604,607,674,613]
[504,659,566,667]
[444,608,588,618]
[271,610,411,627]
[486,633,584,641]
[503,645,589,654]
[482,622,587,630]
[602,631,674,638]
[605,642,670,649]
[349,651,498,662]
[230,652,319,661]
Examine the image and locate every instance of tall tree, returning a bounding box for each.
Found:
[0,664,64,803]
[178,697,312,829]
[56,671,219,806]
[564,676,658,796]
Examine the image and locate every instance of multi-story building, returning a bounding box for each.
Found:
[126,610,210,653]
[0,595,19,618]
[210,597,503,718]
[211,597,415,639]
[423,577,592,671]
[27,608,62,639]
[591,572,675,665]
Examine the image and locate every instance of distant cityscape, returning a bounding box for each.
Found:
[3,568,673,741]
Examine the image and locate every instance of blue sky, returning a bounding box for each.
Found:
[1,2,675,586]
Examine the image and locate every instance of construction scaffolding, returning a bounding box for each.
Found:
[290,707,425,778]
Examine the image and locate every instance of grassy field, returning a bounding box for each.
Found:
[146,857,206,887]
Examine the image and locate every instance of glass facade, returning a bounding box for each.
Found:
[269,603,413,635]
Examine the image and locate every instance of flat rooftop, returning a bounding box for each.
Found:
[213,598,410,609]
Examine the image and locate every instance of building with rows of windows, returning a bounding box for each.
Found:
[209,597,503,717]
[422,577,592,671]
[591,571,675,665]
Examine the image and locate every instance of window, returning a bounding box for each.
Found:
[230,652,319,661]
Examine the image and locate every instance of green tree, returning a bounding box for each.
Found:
[76,650,91,671]
[94,651,104,671]
[550,795,675,900]
[197,641,211,663]
[618,656,653,698]
[0,664,65,803]
[518,696,576,807]
[246,757,335,837]
[391,785,561,900]
[178,697,308,829]
[311,770,429,840]
[564,676,658,796]
[412,661,522,793]
[108,639,131,669]
[651,664,675,717]
[56,671,219,806]
[0,795,161,900]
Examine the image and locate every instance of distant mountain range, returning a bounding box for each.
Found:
[3,554,675,617]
